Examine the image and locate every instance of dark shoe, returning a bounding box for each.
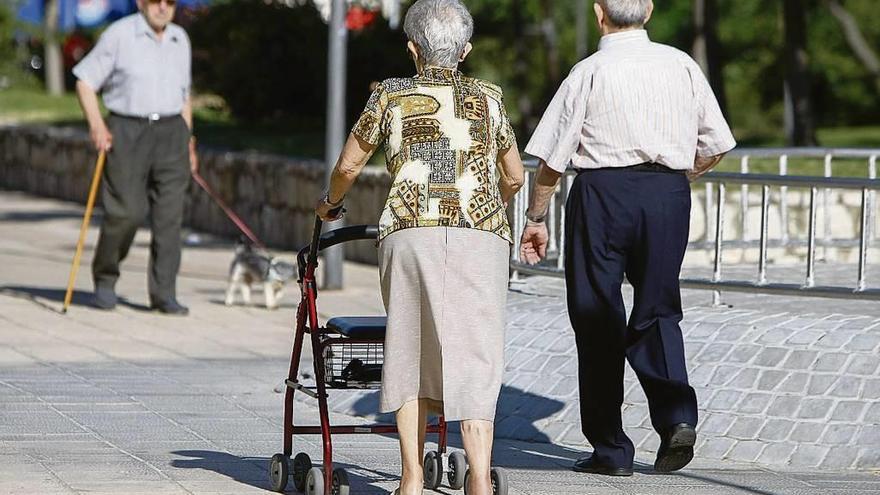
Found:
[655,423,696,473]
[150,299,189,316]
[93,285,117,310]
[572,455,633,476]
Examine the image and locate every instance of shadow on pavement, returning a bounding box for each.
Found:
[340,385,594,473]
[0,209,95,223]
[169,450,410,494]
[639,469,781,495]
[347,385,566,443]
[0,285,151,312]
[167,449,782,495]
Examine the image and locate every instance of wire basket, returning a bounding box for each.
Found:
[323,340,384,389]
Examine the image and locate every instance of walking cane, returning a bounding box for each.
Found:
[191,172,267,250]
[63,150,107,314]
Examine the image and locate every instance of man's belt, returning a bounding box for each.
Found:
[628,162,685,174]
[110,112,181,124]
[577,162,685,174]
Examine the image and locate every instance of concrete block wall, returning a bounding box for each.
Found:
[0,125,391,264]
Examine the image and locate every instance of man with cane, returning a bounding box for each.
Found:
[73,0,197,315]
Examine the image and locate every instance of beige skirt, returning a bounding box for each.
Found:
[378,227,509,422]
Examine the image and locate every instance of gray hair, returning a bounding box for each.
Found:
[403,0,474,68]
[599,0,652,28]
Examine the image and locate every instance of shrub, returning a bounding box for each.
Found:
[188,0,412,127]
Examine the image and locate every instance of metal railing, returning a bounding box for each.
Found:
[510,148,880,300]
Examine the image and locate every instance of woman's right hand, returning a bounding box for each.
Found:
[315,195,345,222]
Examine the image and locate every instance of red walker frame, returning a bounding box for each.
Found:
[269,219,448,494]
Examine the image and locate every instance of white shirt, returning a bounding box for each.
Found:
[525,29,736,172]
[72,13,191,117]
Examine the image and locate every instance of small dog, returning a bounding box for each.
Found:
[224,242,296,310]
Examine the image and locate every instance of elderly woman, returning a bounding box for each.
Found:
[315,1,523,493]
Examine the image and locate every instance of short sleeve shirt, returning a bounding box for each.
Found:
[352,66,517,243]
[72,13,191,117]
[525,29,736,173]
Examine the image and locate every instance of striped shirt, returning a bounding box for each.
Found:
[73,13,191,117]
[525,29,736,173]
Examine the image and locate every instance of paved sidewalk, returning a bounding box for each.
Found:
[1,190,879,494]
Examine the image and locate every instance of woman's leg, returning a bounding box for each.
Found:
[397,398,429,494]
[461,419,494,495]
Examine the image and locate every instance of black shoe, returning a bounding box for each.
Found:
[150,299,189,316]
[572,455,633,476]
[93,285,117,310]
[655,423,696,473]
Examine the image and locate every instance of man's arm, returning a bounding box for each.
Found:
[519,160,563,265]
[75,80,112,151]
[182,95,198,173]
[182,95,194,131]
[687,152,727,182]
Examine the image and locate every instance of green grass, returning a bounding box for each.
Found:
[817,126,880,148]
[2,87,879,168]
[189,105,325,158]
[0,87,84,123]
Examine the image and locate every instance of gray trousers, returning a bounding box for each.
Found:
[92,114,190,304]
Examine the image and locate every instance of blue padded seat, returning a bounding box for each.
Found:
[326,316,387,340]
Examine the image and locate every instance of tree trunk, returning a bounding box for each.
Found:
[44,0,64,96]
[575,0,589,59]
[538,0,560,99]
[782,0,817,146]
[692,0,727,116]
[512,0,534,137]
[827,0,880,94]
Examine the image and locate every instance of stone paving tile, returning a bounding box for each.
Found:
[2,192,880,494]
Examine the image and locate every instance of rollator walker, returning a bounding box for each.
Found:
[268,217,510,495]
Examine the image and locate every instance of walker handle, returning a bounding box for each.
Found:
[298,221,379,280]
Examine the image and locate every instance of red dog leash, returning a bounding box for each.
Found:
[192,172,267,250]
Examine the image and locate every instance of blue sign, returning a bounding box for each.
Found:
[17,0,209,31]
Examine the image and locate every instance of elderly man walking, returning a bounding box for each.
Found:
[520,0,735,476]
[73,0,197,315]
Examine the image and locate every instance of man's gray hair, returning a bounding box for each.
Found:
[404,0,474,68]
[600,0,652,28]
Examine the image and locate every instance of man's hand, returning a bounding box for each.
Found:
[520,221,549,265]
[315,195,345,222]
[689,153,727,182]
[89,123,113,152]
[188,137,199,174]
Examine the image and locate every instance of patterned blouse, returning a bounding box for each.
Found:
[351,66,517,243]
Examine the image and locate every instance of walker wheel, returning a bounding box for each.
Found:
[491,467,509,495]
[269,454,289,493]
[332,468,351,495]
[447,451,467,489]
[305,467,324,495]
[423,450,442,489]
[292,452,312,492]
[464,467,509,495]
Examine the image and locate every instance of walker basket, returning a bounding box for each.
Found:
[322,340,384,389]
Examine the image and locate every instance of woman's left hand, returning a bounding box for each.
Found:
[315,196,345,221]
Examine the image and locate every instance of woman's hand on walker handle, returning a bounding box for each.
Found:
[315,195,345,222]
[520,221,549,265]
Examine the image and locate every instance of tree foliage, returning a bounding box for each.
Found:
[186,0,880,143]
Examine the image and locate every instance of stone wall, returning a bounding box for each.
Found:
[3,124,876,269]
[0,125,391,264]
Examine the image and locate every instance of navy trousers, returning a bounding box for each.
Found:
[564,167,698,468]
